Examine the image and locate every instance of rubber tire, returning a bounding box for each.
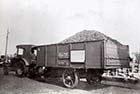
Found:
[86,74,101,84]
[62,69,79,88]
[16,68,24,77]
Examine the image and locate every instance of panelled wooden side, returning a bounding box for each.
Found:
[37,40,129,69]
[70,43,85,68]
[36,46,46,66]
[104,40,130,68]
[85,41,103,69]
[56,44,70,67]
[44,41,104,69]
[71,43,85,50]
[46,45,57,67]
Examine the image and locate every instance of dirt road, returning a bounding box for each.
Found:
[0,68,140,94]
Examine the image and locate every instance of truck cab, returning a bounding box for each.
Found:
[16,45,34,65]
[9,44,34,76]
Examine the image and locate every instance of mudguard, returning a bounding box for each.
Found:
[20,58,29,66]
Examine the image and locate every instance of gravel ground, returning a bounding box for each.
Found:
[0,67,140,94]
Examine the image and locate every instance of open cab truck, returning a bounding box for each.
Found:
[8,39,130,88]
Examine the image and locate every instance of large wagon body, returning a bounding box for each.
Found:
[8,39,130,88]
[7,30,130,88]
[35,39,130,69]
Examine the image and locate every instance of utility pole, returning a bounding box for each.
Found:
[139,44,140,73]
[5,29,9,63]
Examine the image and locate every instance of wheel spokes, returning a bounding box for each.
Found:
[63,70,79,88]
[64,74,74,86]
[65,78,74,86]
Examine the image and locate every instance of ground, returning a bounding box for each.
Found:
[0,67,140,94]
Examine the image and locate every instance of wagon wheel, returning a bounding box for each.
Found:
[16,60,25,77]
[62,69,79,88]
[86,74,101,84]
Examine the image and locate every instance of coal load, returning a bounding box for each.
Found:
[60,30,122,46]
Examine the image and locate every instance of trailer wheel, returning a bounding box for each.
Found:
[86,74,101,84]
[62,69,79,88]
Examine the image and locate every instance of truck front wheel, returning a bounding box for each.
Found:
[3,64,9,75]
[16,68,24,76]
[15,60,25,77]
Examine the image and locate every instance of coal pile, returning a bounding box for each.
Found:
[60,30,122,46]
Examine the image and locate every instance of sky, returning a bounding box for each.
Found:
[0,0,140,55]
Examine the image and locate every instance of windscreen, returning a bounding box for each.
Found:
[17,48,24,55]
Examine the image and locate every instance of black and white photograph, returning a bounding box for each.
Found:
[0,0,140,94]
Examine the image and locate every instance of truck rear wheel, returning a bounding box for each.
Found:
[62,69,79,88]
[86,70,103,84]
[86,74,101,84]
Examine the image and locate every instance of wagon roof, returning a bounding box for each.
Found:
[60,30,122,46]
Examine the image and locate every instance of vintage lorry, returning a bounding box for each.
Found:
[8,38,130,88]
[31,39,130,88]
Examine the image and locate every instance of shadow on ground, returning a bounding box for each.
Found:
[0,67,140,92]
[31,78,140,91]
[33,77,140,91]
